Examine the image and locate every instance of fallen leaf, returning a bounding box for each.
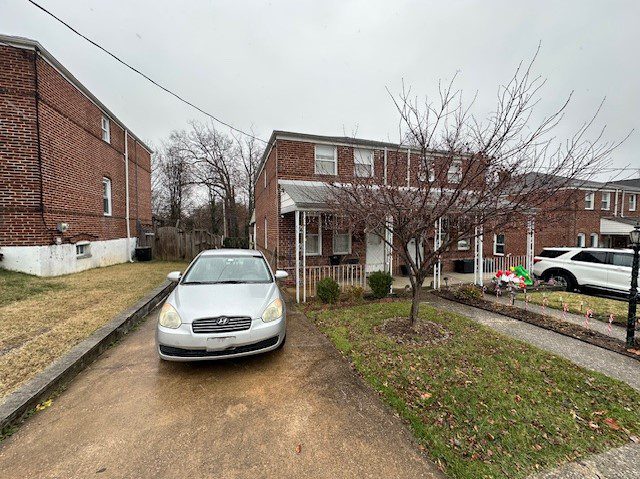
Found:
[295,444,302,454]
[420,392,432,400]
[604,418,621,430]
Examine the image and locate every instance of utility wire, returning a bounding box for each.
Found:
[26,0,267,143]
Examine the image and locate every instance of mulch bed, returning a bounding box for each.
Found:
[374,316,451,347]
[435,289,640,361]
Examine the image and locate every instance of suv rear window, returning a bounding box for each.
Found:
[571,251,608,264]
[538,249,570,258]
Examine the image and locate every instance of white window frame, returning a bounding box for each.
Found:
[601,192,611,211]
[101,115,110,143]
[354,148,374,178]
[584,191,595,210]
[332,230,352,255]
[590,233,598,247]
[102,177,112,216]
[315,144,337,176]
[577,233,586,247]
[418,156,435,182]
[76,241,91,259]
[629,194,637,212]
[493,233,505,256]
[447,160,462,183]
[305,214,322,256]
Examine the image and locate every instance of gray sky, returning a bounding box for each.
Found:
[2,0,638,179]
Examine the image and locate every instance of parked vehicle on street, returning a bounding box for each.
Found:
[156,249,288,361]
[532,247,638,295]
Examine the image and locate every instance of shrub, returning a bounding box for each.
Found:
[453,284,483,301]
[317,277,340,303]
[343,285,364,302]
[368,271,393,299]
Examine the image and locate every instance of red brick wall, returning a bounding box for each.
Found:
[255,144,278,266]
[0,44,151,248]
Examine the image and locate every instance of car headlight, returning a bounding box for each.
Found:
[159,303,182,329]
[262,298,283,323]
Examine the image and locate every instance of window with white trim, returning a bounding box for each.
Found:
[629,194,637,211]
[76,242,91,258]
[601,192,610,210]
[305,214,322,255]
[590,233,598,247]
[493,233,505,255]
[354,148,374,177]
[418,156,435,182]
[584,191,594,210]
[447,160,462,183]
[577,233,585,247]
[102,177,112,216]
[332,230,351,255]
[101,115,110,143]
[315,144,337,176]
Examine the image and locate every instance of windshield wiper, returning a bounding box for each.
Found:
[182,281,210,285]
[213,280,246,284]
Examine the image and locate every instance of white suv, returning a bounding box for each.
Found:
[532,247,638,295]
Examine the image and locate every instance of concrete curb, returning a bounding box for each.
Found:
[0,280,175,432]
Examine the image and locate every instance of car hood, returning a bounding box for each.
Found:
[171,282,278,323]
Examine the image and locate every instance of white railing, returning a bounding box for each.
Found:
[483,255,528,274]
[303,264,367,298]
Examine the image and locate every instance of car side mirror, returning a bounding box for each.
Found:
[167,271,182,282]
[275,270,289,280]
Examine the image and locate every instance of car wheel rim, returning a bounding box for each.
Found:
[551,275,568,287]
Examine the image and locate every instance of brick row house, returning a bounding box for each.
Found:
[0,34,152,276]
[251,131,640,287]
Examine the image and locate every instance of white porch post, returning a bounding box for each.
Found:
[478,225,484,287]
[526,217,535,273]
[433,219,442,290]
[437,218,442,289]
[386,216,394,293]
[295,210,300,303]
[474,225,479,285]
[302,211,307,303]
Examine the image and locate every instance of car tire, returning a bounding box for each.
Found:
[547,270,576,292]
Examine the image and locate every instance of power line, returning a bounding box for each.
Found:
[26,0,267,143]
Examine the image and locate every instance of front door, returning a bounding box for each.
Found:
[366,230,385,273]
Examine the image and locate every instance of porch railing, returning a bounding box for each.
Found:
[287,264,367,298]
[483,255,528,275]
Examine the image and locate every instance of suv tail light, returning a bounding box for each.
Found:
[533,258,542,264]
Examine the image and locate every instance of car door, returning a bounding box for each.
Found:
[569,251,609,289]
[607,252,634,293]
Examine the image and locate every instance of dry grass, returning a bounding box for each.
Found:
[0,261,187,399]
[519,291,629,324]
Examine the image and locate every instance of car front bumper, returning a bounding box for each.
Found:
[156,316,286,361]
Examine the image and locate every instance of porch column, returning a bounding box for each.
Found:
[437,218,442,289]
[295,210,300,303]
[302,211,307,303]
[478,225,484,287]
[474,225,479,285]
[433,219,442,290]
[526,217,535,273]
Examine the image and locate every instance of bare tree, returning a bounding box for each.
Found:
[233,131,263,239]
[152,142,193,227]
[325,50,626,326]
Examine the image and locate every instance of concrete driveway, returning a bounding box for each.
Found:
[0,305,442,479]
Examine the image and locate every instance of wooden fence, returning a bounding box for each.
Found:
[151,227,222,261]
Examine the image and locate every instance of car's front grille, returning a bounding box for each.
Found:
[159,336,280,358]
[192,316,252,334]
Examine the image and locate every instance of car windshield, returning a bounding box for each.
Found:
[182,255,273,284]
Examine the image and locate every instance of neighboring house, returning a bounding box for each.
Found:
[0,34,152,276]
[251,130,640,279]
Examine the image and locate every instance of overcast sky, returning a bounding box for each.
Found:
[2,0,638,179]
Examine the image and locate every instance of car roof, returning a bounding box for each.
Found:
[540,247,633,253]
[199,249,264,257]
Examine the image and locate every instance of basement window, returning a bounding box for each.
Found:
[101,115,110,143]
[76,242,91,259]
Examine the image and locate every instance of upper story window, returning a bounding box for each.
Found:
[629,193,637,211]
[418,156,435,183]
[493,233,505,255]
[584,191,594,210]
[101,115,110,143]
[315,145,337,176]
[601,192,611,210]
[354,148,374,177]
[102,177,112,216]
[447,160,462,183]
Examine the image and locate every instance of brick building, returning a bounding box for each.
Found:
[252,131,640,281]
[0,34,152,276]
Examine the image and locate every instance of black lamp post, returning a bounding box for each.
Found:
[626,223,640,349]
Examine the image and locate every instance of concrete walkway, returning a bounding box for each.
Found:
[426,296,640,391]
[0,307,443,479]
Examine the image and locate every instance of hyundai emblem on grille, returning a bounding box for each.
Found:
[216,316,229,326]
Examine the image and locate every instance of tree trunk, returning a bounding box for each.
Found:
[409,282,422,326]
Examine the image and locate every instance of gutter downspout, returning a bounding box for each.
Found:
[614,189,619,216]
[124,129,133,262]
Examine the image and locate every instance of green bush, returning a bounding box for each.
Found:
[453,284,483,301]
[317,277,340,304]
[367,270,393,299]
[343,285,364,302]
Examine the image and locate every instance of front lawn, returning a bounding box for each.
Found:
[308,301,640,479]
[518,291,629,325]
[0,261,187,399]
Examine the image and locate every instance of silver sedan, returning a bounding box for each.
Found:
[156,249,288,361]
